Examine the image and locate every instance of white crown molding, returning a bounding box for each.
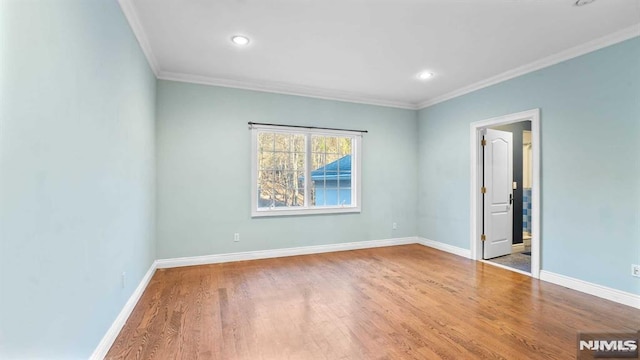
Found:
[89,261,158,360]
[155,237,419,268]
[117,0,160,76]
[157,71,418,110]
[417,25,640,109]
[417,237,472,259]
[119,0,638,113]
[540,270,640,310]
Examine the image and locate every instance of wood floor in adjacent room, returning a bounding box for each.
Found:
[106,244,639,359]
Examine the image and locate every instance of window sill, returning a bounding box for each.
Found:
[251,206,361,218]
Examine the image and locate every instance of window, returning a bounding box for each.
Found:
[251,124,362,217]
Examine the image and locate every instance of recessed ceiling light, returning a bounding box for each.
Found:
[417,71,434,80]
[574,0,595,6]
[231,35,250,46]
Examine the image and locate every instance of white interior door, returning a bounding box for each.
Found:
[483,129,513,259]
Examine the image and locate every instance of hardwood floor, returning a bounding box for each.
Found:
[106,245,639,359]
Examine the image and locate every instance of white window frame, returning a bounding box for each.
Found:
[251,124,362,217]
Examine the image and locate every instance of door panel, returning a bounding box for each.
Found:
[483,129,513,259]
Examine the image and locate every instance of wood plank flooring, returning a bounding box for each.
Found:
[106,245,639,359]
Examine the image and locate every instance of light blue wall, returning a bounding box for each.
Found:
[1,1,637,356]
[156,80,418,258]
[0,0,156,358]
[418,37,640,295]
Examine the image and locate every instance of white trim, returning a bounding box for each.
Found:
[417,237,471,259]
[252,206,361,217]
[158,71,417,110]
[353,134,363,213]
[512,243,525,253]
[251,127,258,216]
[480,259,531,277]
[250,126,362,217]
[417,26,640,109]
[540,270,640,310]
[470,109,541,279]
[118,0,638,112]
[89,238,640,359]
[90,261,158,360]
[117,0,160,75]
[91,237,414,357]
[156,237,419,269]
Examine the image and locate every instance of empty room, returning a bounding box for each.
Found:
[2,0,640,359]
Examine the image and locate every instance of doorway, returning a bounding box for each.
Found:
[469,109,540,278]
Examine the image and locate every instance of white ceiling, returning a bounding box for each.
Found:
[123,0,640,109]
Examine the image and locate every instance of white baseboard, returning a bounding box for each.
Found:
[90,261,158,360]
[91,237,417,357]
[89,238,640,359]
[155,237,419,269]
[417,237,471,259]
[512,243,525,253]
[539,270,640,310]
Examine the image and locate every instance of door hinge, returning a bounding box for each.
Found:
[481,139,487,146]
[481,234,486,241]
[481,187,487,194]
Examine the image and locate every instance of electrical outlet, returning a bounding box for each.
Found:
[121,272,126,288]
[632,264,640,278]
[234,233,240,242]
[392,222,398,230]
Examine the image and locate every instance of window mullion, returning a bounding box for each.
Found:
[252,126,360,217]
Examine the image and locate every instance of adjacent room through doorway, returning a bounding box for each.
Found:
[483,121,533,273]
[470,109,540,278]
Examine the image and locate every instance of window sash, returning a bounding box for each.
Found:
[251,126,361,217]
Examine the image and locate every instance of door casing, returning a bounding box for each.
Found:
[470,109,541,278]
